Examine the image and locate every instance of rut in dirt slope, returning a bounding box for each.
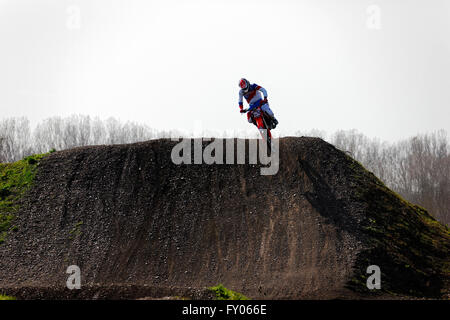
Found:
[0,137,448,299]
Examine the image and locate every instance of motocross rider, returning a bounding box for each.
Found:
[238,78,278,129]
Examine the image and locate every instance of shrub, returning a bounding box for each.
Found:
[209,284,248,300]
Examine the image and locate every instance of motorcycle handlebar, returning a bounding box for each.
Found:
[241,107,259,113]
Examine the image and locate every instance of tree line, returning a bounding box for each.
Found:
[0,115,179,163]
[1,115,448,225]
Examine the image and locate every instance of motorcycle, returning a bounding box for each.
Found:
[241,106,274,152]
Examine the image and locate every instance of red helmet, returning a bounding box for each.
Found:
[239,78,250,91]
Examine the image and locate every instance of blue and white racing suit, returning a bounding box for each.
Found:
[239,84,275,123]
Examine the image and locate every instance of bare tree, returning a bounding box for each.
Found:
[0,117,31,162]
[0,136,5,163]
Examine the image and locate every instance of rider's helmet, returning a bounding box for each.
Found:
[239,78,250,91]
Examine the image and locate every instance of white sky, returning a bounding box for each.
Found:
[0,0,449,141]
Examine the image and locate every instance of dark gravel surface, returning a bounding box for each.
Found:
[0,137,446,299]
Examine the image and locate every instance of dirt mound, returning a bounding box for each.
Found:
[0,137,448,299]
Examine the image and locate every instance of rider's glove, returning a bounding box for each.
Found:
[240,109,246,113]
[260,98,268,106]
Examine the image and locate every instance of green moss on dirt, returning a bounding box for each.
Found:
[69,221,83,240]
[209,284,249,300]
[0,153,50,244]
[345,156,450,298]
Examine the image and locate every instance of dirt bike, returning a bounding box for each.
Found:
[241,106,274,152]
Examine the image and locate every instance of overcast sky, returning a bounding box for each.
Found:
[0,0,449,141]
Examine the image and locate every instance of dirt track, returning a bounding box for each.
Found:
[0,137,448,299]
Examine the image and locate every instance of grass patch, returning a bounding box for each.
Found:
[209,284,249,300]
[0,152,51,244]
[0,294,16,300]
[69,221,83,240]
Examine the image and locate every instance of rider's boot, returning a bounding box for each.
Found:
[262,110,278,129]
[272,117,278,129]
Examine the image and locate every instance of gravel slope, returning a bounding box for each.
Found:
[0,137,448,299]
